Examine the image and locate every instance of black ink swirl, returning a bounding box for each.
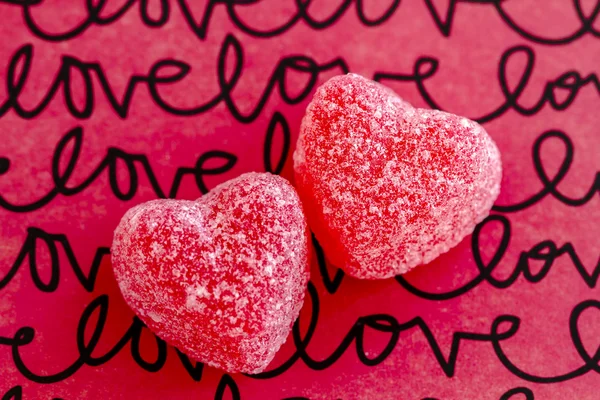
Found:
[0,111,299,212]
[493,0,600,45]
[493,130,599,213]
[396,213,600,300]
[0,36,348,121]
[6,0,598,48]
[0,126,238,212]
[1,386,64,400]
[499,387,534,400]
[0,226,109,293]
[0,282,515,385]
[263,111,291,176]
[376,45,600,125]
[2,278,594,388]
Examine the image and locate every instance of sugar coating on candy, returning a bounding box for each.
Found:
[294,73,502,279]
[111,172,310,373]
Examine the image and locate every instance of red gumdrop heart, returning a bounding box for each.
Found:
[111,172,310,373]
[293,74,502,279]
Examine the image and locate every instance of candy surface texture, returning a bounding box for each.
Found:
[111,172,310,373]
[293,74,502,279]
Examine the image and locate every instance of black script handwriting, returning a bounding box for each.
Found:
[0,234,596,391]
[0,126,237,212]
[250,283,518,380]
[499,387,534,400]
[423,0,504,37]
[2,213,596,319]
[396,213,600,301]
[1,387,23,400]
[263,111,291,176]
[493,0,600,45]
[492,130,600,213]
[1,386,64,400]
[2,0,500,44]
[0,37,348,121]
[0,378,237,400]
[312,235,345,295]
[476,46,600,124]
[214,374,240,400]
[6,0,600,47]
[376,45,600,124]
[0,381,243,400]
[8,0,254,42]
[0,283,516,385]
[0,226,109,293]
[255,290,600,384]
[0,385,535,400]
[493,300,600,383]
[0,110,294,213]
[0,295,185,383]
[12,41,600,128]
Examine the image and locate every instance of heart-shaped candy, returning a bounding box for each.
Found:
[111,172,310,373]
[293,74,502,279]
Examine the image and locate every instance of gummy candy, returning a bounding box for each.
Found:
[294,74,502,279]
[111,172,310,373]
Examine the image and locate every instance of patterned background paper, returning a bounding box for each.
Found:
[0,0,599,399]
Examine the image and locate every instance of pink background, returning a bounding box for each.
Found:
[1,0,599,398]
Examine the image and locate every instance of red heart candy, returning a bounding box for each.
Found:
[293,74,502,279]
[111,172,310,373]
